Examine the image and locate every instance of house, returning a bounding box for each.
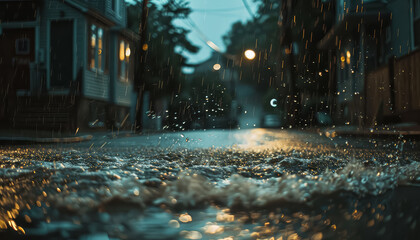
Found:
[0,0,138,131]
[318,0,420,126]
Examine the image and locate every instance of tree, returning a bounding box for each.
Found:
[223,14,278,90]
[223,0,334,126]
[126,0,199,127]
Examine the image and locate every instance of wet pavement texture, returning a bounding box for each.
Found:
[1,129,420,239]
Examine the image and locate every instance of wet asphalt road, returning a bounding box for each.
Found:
[76,128,418,152]
[1,129,420,240]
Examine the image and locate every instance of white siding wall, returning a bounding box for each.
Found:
[39,0,132,105]
[84,70,110,100]
[105,0,127,27]
[115,81,132,106]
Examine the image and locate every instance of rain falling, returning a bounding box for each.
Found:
[1,0,420,239]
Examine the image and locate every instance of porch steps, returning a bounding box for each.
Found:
[12,96,76,130]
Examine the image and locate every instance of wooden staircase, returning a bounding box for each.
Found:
[12,96,77,130]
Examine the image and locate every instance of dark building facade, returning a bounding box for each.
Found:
[0,0,138,130]
[319,0,420,126]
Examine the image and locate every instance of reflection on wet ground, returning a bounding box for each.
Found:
[1,129,420,239]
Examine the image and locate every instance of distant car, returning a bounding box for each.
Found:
[261,114,282,128]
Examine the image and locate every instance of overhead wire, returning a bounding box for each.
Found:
[191,6,245,12]
[241,0,256,20]
[163,0,252,61]
[163,0,224,53]
[184,18,222,53]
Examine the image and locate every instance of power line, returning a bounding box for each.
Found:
[165,0,224,52]
[189,11,249,18]
[241,0,256,19]
[191,7,245,12]
[165,0,238,61]
[183,18,222,53]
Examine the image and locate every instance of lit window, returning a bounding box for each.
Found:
[98,28,103,69]
[119,41,125,61]
[89,24,106,71]
[119,39,130,81]
[90,25,96,69]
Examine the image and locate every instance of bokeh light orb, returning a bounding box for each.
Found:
[213,63,221,71]
[244,49,256,60]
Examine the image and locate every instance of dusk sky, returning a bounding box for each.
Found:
[175,0,258,66]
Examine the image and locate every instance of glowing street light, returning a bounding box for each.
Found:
[244,49,256,60]
[213,63,221,71]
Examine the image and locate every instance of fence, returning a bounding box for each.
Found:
[365,66,392,126]
[394,51,420,112]
[365,49,420,126]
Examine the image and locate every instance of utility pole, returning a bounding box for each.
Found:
[134,0,149,133]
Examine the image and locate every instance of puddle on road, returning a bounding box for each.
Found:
[1,131,420,239]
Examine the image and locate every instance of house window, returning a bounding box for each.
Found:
[118,40,131,81]
[15,38,30,55]
[414,0,420,47]
[89,24,107,71]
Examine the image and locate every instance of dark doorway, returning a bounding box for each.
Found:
[50,20,73,88]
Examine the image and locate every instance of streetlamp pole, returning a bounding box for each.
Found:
[134,0,149,133]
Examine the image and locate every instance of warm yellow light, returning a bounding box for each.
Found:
[98,38,102,57]
[119,41,125,61]
[142,43,148,51]
[204,224,224,235]
[125,46,131,57]
[244,49,256,60]
[340,55,345,62]
[213,63,221,71]
[179,213,192,223]
[346,50,351,64]
[91,35,96,47]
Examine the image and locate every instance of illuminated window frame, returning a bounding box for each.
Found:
[89,24,107,72]
[118,39,131,82]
